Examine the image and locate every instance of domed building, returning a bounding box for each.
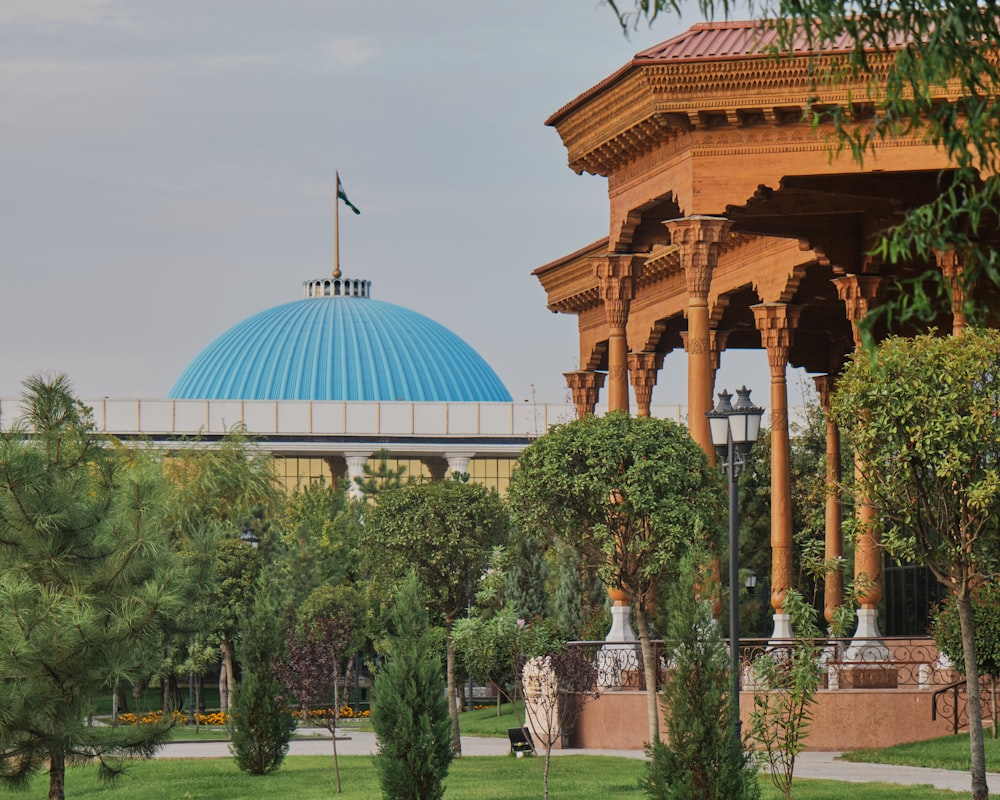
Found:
[58,271,568,496]
[168,276,511,405]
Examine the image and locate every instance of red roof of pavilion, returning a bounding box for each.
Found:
[633,19,858,60]
[546,19,903,127]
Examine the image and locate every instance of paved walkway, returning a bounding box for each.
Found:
[157,731,1000,793]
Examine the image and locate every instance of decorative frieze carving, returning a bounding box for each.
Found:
[553,48,938,176]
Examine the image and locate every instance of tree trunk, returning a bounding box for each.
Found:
[634,602,660,745]
[331,664,342,793]
[446,619,462,755]
[114,681,129,717]
[993,676,998,741]
[48,748,65,800]
[957,591,989,799]
[194,672,201,730]
[220,638,235,712]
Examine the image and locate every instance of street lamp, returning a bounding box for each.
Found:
[240,526,260,549]
[706,385,764,743]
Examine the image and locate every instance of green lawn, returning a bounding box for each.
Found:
[457,701,526,737]
[45,755,965,800]
[844,731,1000,771]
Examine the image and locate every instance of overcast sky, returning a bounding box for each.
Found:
[1,0,783,408]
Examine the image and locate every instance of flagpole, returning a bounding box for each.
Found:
[334,170,341,279]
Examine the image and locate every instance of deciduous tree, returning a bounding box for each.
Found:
[508,411,723,745]
[274,584,366,793]
[832,329,1000,799]
[361,478,508,754]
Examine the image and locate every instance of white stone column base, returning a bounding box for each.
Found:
[599,603,639,688]
[844,607,890,663]
[770,612,793,642]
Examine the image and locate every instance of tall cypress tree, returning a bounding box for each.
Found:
[371,574,453,800]
[230,576,296,776]
[644,553,759,800]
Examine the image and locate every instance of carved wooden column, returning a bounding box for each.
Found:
[594,254,643,413]
[833,274,889,660]
[665,216,732,456]
[934,248,968,336]
[564,370,606,419]
[814,374,843,627]
[627,351,665,417]
[752,303,801,639]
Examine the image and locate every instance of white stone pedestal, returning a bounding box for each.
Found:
[844,608,890,663]
[770,612,793,642]
[599,602,639,688]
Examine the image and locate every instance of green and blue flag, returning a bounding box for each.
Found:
[337,175,361,215]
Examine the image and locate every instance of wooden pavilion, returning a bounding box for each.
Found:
[533,19,981,647]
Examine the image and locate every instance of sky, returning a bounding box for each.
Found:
[0,0,783,408]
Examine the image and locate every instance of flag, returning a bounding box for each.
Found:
[337,175,361,215]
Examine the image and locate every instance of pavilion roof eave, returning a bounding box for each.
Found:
[533,237,609,277]
[546,18,906,129]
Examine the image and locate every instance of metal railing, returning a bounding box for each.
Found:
[932,677,997,736]
[568,636,956,693]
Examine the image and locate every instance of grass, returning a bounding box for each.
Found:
[46,755,965,800]
[92,702,518,745]
[457,701,526,737]
[844,731,1000,771]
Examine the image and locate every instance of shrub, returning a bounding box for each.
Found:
[644,554,759,800]
[371,575,453,800]
[230,583,296,775]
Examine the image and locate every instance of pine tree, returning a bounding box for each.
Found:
[644,554,760,800]
[230,577,296,776]
[503,533,551,622]
[371,575,453,800]
[0,375,186,800]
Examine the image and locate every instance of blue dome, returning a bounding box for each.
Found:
[169,281,511,402]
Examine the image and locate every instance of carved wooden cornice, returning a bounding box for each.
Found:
[635,243,681,290]
[537,256,602,315]
[549,52,954,177]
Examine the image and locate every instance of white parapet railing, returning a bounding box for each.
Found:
[0,398,692,440]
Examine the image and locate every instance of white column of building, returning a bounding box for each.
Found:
[444,451,475,479]
[343,451,372,500]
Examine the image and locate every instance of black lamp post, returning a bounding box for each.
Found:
[706,385,764,744]
[240,526,260,550]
